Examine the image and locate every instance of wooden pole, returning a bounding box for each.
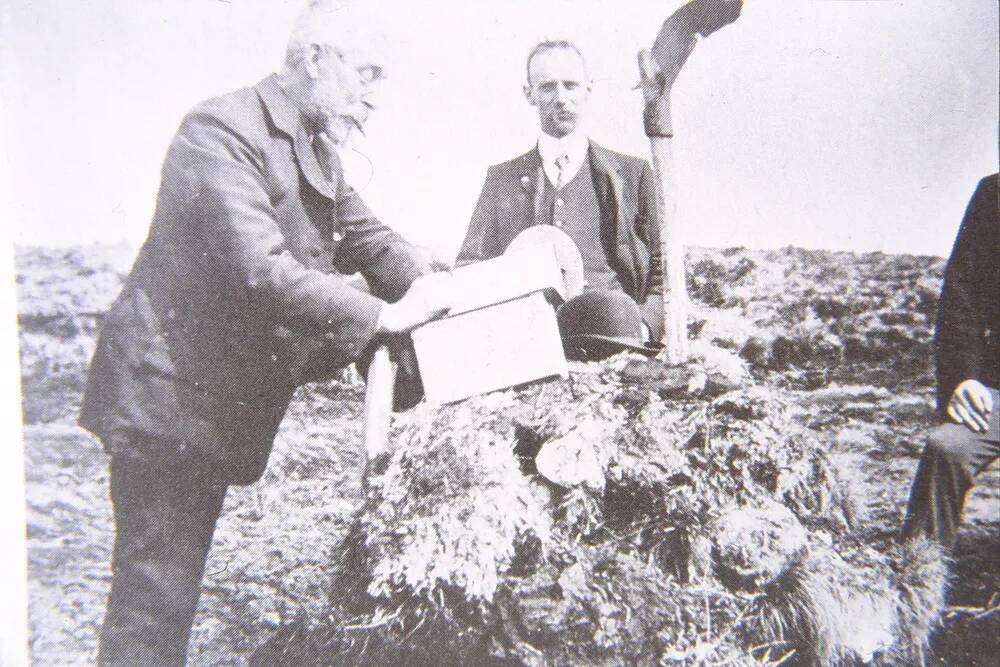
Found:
[362,344,396,461]
[638,0,742,365]
[638,45,690,365]
[648,135,689,364]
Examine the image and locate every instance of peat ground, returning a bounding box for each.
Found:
[15,244,999,665]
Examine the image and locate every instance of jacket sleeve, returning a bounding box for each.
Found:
[637,160,665,342]
[455,167,497,267]
[934,175,998,412]
[176,111,385,357]
[332,177,432,303]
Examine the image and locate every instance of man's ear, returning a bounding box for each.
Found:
[523,83,536,106]
[304,43,323,79]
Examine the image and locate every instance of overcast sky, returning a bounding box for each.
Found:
[0,0,997,257]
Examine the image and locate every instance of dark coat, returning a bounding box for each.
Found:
[935,173,1000,413]
[455,143,665,340]
[79,75,428,484]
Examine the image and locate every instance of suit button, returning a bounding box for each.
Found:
[555,198,565,207]
[332,232,343,242]
[554,220,564,228]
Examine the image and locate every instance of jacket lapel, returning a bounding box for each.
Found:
[255,74,339,201]
[588,142,625,228]
[588,142,644,299]
[294,128,340,200]
[511,148,546,229]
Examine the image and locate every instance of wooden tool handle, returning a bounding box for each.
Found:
[648,136,690,365]
[363,344,397,461]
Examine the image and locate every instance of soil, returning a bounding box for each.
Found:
[16,244,999,665]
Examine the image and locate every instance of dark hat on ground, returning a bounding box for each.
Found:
[557,290,664,361]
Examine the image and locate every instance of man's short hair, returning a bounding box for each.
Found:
[525,40,587,86]
[284,0,376,69]
[285,0,332,68]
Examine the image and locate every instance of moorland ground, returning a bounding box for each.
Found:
[16,244,999,665]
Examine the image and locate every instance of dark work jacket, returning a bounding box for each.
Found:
[455,143,665,340]
[935,173,1000,413]
[79,75,428,484]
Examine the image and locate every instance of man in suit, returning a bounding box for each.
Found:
[455,40,664,341]
[79,3,452,664]
[901,173,999,549]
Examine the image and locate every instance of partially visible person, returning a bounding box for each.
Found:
[901,173,999,549]
[455,40,664,342]
[79,2,452,664]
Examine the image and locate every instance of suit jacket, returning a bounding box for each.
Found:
[934,173,1000,413]
[79,75,429,484]
[455,143,665,340]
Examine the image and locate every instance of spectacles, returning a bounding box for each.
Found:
[356,64,385,85]
[327,48,386,85]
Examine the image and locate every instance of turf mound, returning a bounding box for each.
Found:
[255,353,946,666]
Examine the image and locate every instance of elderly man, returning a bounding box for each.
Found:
[455,40,664,342]
[901,173,999,549]
[79,3,451,664]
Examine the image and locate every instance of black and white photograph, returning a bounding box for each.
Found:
[1,0,998,664]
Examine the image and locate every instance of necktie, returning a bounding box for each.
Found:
[554,154,570,190]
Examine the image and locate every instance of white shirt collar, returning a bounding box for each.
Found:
[537,127,589,188]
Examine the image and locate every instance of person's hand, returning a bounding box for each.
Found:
[947,379,994,433]
[376,272,453,335]
[414,245,454,273]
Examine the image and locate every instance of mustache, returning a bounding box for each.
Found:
[349,100,376,134]
[332,105,374,136]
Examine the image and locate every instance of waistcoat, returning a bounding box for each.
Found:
[539,154,621,292]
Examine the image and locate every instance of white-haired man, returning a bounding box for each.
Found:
[80,3,451,664]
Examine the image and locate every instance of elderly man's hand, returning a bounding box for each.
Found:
[947,379,994,432]
[414,245,454,272]
[376,272,454,335]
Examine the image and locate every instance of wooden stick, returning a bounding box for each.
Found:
[648,135,690,364]
[362,344,397,461]
[638,0,743,365]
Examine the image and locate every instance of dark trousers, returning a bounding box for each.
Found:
[97,445,228,666]
[902,398,1000,549]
